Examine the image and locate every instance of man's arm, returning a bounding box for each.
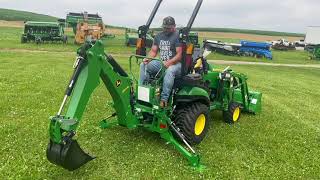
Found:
[143,45,158,64]
[148,45,158,58]
[164,46,182,68]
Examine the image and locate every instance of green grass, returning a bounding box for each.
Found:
[0,8,58,22]
[1,25,320,179]
[1,50,320,179]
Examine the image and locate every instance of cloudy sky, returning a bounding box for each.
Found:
[1,0,319,33]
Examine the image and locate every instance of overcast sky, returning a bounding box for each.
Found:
[1,0,319,33]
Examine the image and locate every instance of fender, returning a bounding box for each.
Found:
[175,86,210,106]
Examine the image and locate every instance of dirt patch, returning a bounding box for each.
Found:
[0,20,24,28]
[198,32,303,42]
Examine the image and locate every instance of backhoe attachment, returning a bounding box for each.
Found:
[46,40,137,171]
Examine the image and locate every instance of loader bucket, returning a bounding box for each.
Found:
[46,139,94,171]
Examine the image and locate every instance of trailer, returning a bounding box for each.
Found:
[202,40,241,56]
[203,40,272,60]
[240,41,272,60]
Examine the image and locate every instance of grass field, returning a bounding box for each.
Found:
[1,24,320,179]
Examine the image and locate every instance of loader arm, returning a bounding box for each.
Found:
[47,40,138,170]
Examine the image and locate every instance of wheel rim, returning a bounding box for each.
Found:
[194,114,206,135]
[233,107,240,122]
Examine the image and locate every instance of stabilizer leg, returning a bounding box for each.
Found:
[160,131,205,170]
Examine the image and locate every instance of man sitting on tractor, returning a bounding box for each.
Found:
[140,16,182,108]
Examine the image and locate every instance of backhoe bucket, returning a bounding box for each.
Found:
[46,139,94,171]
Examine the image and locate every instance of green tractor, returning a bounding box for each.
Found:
[21,21,67,44]
[46,0,262,171]
[310,44,320,60]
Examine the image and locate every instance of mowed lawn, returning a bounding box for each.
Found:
[1,47,320,179]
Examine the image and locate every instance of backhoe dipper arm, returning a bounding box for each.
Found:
[47,40,138,171]
[136,0,162,56]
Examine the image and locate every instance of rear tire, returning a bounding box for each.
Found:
[223,102,241,124]
[173,102,210,145]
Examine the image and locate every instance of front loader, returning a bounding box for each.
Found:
[47,0,262,171]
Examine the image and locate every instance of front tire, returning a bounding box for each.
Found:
[223,102,241,124]
[173,102,210,145]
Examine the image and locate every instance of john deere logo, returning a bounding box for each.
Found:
[116,80,121,87]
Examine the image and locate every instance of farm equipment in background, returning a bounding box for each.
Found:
[304,27,320,60]
[125,28,154,48]
[21,21,67,44]
[271,39,296,51]
[294,39,306,48]
[74,21,105,44]
[66,12,103,34]
[309,44,320,60]
[204,40,272,60]
[240,41,273,60]
[188,31,200,48]
[46,0,262,171]
[66,12,111,44]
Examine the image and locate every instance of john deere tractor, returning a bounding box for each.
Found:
[46,0,262,171]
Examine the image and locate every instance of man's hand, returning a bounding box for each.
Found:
[143,58,151,64]
[164,61,172,68]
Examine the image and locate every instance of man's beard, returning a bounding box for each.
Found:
[164,31,173,36]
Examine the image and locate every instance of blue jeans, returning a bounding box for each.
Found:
[140,61,181,102]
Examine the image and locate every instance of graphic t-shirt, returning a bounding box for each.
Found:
[153,32,181,61]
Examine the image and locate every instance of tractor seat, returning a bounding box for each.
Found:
[173,73,207,89]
